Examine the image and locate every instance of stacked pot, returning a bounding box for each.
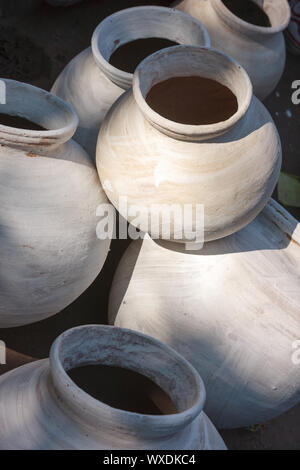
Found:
[51,6,210,160]
[0,1,298,450]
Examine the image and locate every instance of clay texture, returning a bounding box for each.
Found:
[97,46,281,243]
[0,79,110,328]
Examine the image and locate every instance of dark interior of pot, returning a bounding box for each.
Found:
[95,6,209,76]
[0,113,46,131]
[55,327,202,417]
[1,80,76,134]
[68,364,178,415]
[221,0,271,27]
[145,75,239,125]
[109,38,180,74]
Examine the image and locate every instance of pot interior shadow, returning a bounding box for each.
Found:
[68,364,178,415]
[221,0,271,27]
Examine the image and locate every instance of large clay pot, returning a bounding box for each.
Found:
[173,0,291,100]
[109,199,300,429]
[97,45,281,243]
[51,6,210,160]
[0,325,226,450]
[0,79,110,328]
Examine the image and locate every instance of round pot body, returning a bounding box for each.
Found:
[51,6,210,160]
[0,79,110,328]
[96,46,281,244]
[173,0,291,100]
[0,325,226,450]
[109,199,300,429]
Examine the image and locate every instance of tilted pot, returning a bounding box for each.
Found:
[51,6,210,160]
[173,0,291,100]
[96,45,281,243]
[0,325,226,450]
[0,79,110,328]
[109,199,300,429]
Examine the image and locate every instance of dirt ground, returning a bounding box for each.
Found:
[0,0,299,450]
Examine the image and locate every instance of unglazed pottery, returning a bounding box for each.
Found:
[109,199,300,429]
[0,325,226,450]
[96,46,281,243]
[0,79,110,328]
[173,0,291,100]
[51,6,210,159]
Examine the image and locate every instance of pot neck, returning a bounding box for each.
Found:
[91,6,210,90]
[211,0,291,38]
[50,325,205,443]
[0,79,78,153]
[133,45,252,142]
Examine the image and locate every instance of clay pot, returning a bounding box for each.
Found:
[0,79,110,328]
[109,199,300,429]
[0,325,226,450]
[173,0,291,100]
[51,6,210,160]
[96,46,281,243]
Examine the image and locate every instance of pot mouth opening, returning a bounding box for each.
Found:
[91,6,210,90]
[212,0,291,35]
[145,75,239,126]
[67,363,179,416]
[50,325,205,434]
[0,79,78,150]
[133,46,252,141]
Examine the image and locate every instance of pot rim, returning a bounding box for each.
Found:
[0,79,78,150]
[211,0,291,36]
[133,45,253,142]
[50,324,206,439]
[91,5,211,90]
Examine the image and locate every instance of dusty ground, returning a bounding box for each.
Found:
[0,0,299,450]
